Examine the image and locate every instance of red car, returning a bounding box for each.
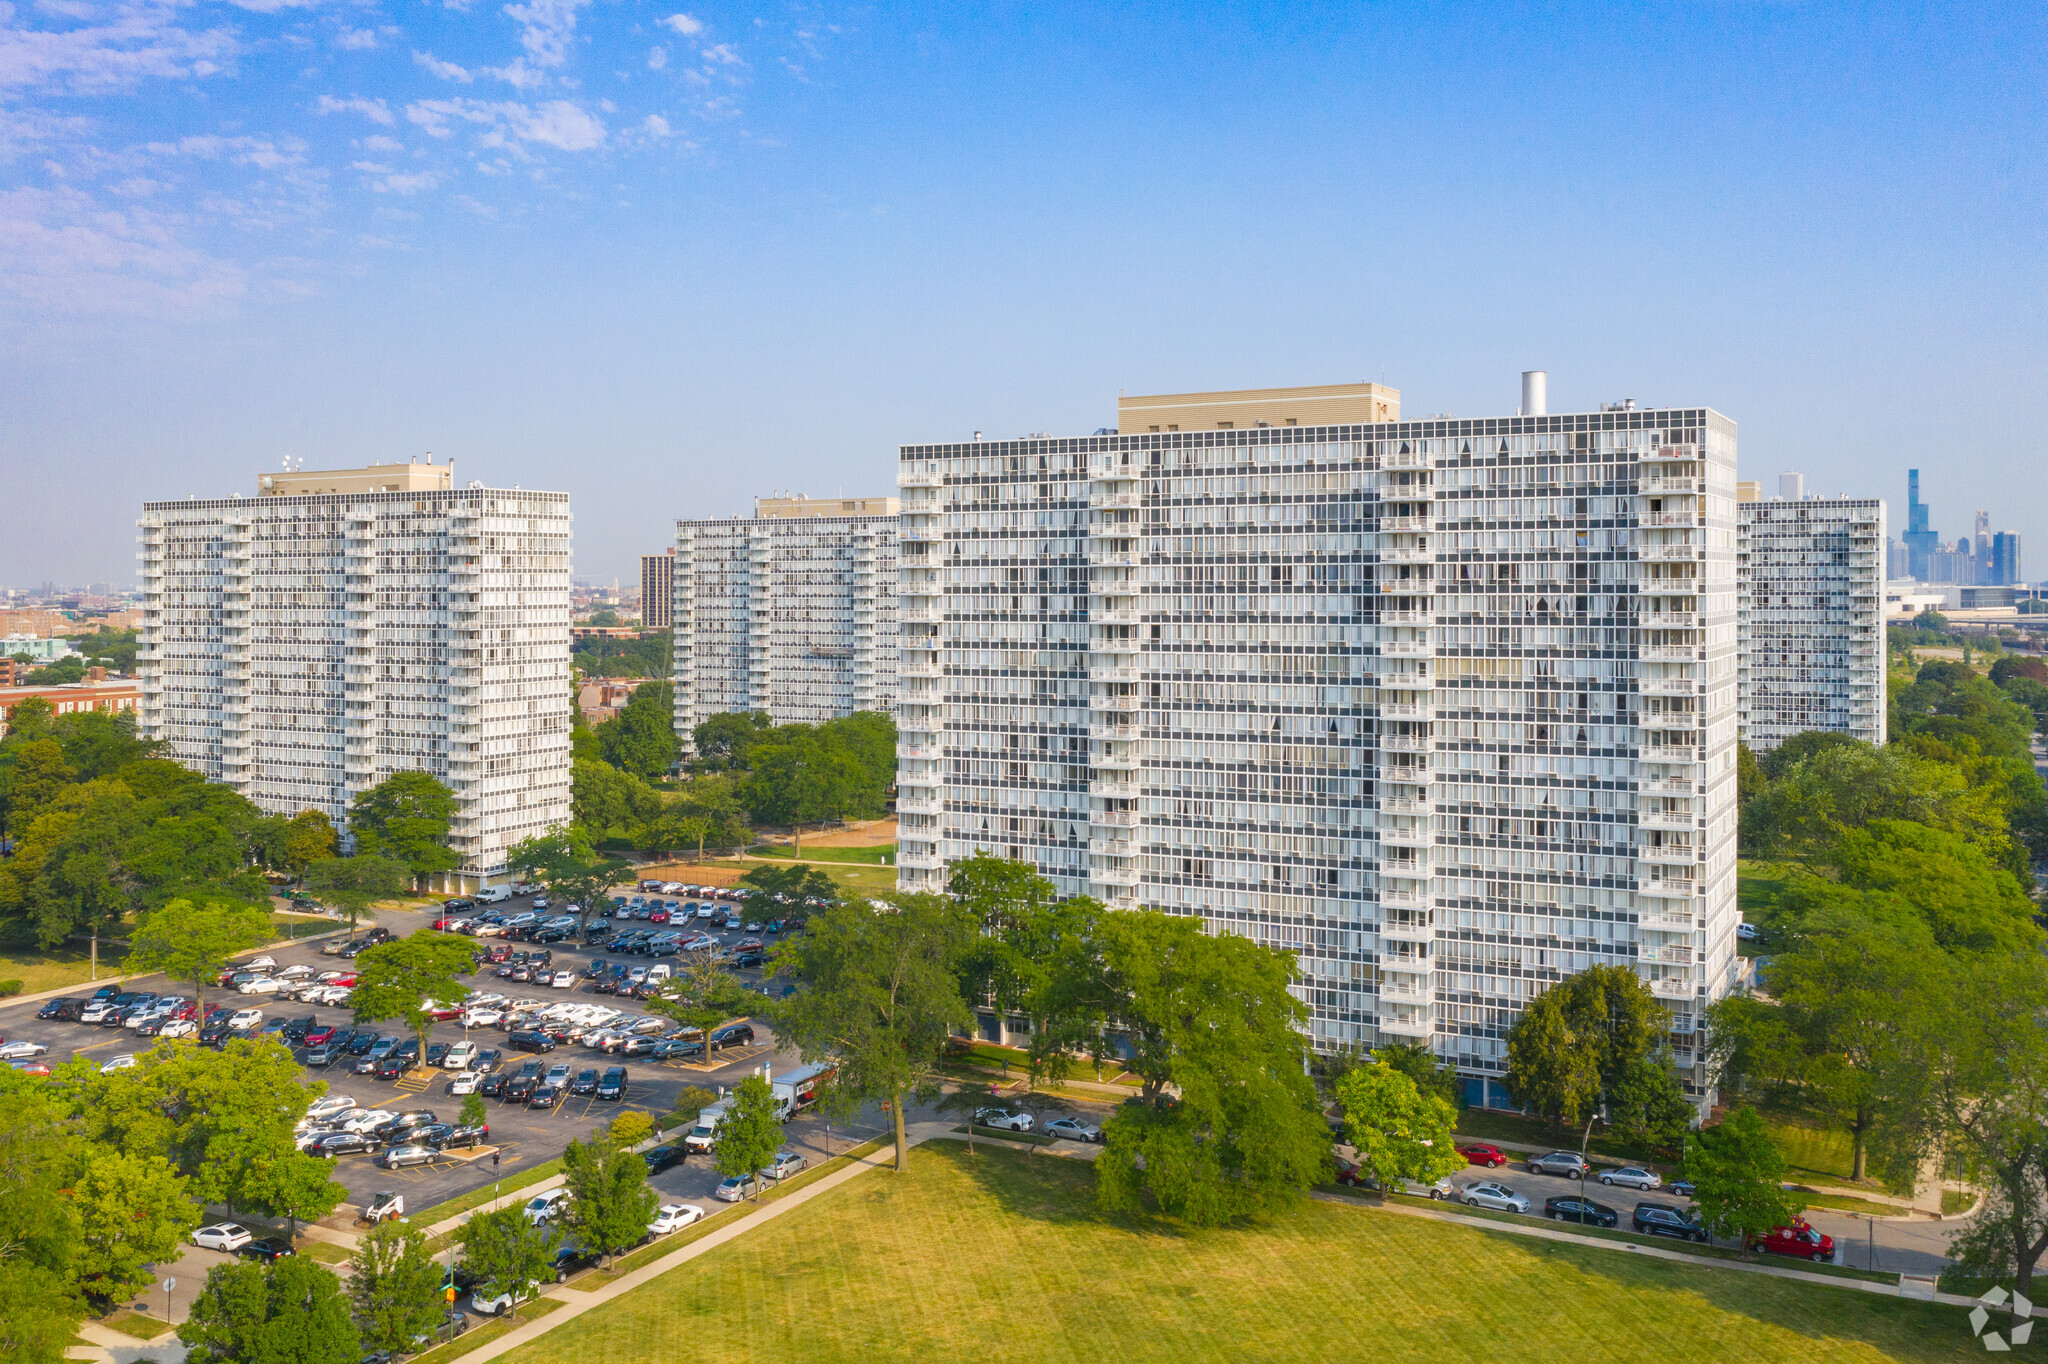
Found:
[648,907,671,924]
[425,1003,465,1022]
[1457,1143,1508,1168]
[1749,1219,1834,1262]
[432,917,463,931]
[303,1024,338,1046]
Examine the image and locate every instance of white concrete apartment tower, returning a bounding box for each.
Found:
[671,494,900,747]
[897,385,1740,1109]
[137,461,573,886]
[1736,491,1887,750]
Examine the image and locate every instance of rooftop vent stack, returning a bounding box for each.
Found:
[1520,371,1547,417]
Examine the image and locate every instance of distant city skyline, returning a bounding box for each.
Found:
[4,3,2044,586]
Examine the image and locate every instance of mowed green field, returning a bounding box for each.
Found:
[499,1144,1965,1364]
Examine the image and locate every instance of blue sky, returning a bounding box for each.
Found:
[2,1,2043,586]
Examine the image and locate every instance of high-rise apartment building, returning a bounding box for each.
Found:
[671,494,900,745]
[1737,495,1886,751]
[640,550,675,629]
[137,461,573,885]
[1991,532,2023,586]
[897,382,1739,1104]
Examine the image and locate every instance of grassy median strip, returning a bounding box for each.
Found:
[299,1239,353,1264]
[411,1157,566,1228]
[490,1142,1957,1364]
[99,1310,174,1341]
[407,1296,565,1364]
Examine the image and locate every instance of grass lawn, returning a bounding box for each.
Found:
[496,1143,1962,1364]
[700,858,900,900]
[409,1296,564,1364]
[750,843,896,865]
[0,940,132,994]
[410,1157,565,1226]
[1758,1104,1888,1191]
[98,1310,173,1341]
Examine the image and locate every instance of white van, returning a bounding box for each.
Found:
[476,885,512,904]
[682,1100,729,1154]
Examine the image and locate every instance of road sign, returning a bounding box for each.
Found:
[445,1286,457,1303]
[162,1278,176,1293]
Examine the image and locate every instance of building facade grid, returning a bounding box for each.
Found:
[1736,498,1887,751]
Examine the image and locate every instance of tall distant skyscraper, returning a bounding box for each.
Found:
[1778,472,1804,500]
[138,462,573,885]
[1991,532,2023,586]
[1903,469,1940,580]
[897,382,1738,1111]
[640,550,675,629]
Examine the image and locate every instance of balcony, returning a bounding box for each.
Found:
[1088,836,1134,858]
[1092,808,1139,828]
[1639,678,1695,697]
[1380,885,1432,910]
[1090,691,1139,710]
[1641,778,1693,797]
[897,742,942,761]
[1642,712,1699,733]
[1383,446,1430,469]
[1089,664,1140,684]
[1639,477,1697,496]
[899,848,945,871]
[1379,981,1433,1003]
[1090,752,1140,773]
[1649,977,1697,1002]
[1378,825,1434,850]
[1642,443,1700,462]
[1092,548,1139,568]
[899,659,942,679]
[1642,512,1697,528]
[1090,777,1140,799]
[1638,844,1698,867]
[1380,733,1431,753]
[1637,910,1695,933]
[1380,547,1433,565]
[899,468,944,489]
[1380,796,1434,816]
[896,794,942,816]
[1380,515,1431,533]
[1093,607,1140,626]
[1639,810,1694,833]
[1093,635,1140,656]
[1381,640,1432,658]
[1378,1014,1434,1039]
[1378,671,1436,690]
[1380,610,1432,627]
[1092,867,1141,888]
[1090,492,1140,511]
[1380,702,1434,720]
[1094,722,1139,742]
[1638,745,1698,766]
[1640,645,1696,663]
[1641,612,1696,630]
[1639,544,1698,562]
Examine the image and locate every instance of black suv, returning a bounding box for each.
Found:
[1632,1202,1708,1242]
[373,1053,411,1080]
[435,1123,490,1150]
[709,1023,756,1050]
[507,1030,556,1054]
[596,1067,628,1101]
[348,1031,382,1056]
[37,997,83,1021]
[642,1144,682,1175]
[569,1069,599,1096]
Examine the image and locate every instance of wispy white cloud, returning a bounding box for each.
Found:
[657,12,699,36]
[645,43,663,70]
[315,93,393,124]
[371,169,435,193]
[0,183,247,315]
[334,26,375,50]
[358,133,402,152]
[405,95,604,152]
[412,48,471,81]
[490,0,583,84]
[0,0,237,95]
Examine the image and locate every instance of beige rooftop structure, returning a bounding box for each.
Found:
[259,460,453,496]
[754,494,901,519]
[1116,382,1400,433]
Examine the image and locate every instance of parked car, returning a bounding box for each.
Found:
[648,1203,705,1234]
[1750,1219,1835,1262]
[449,1071,485,1096]
[524,1189,571,1224]
[0,1040,48,1060]
[1455,1143,1508,1168]
[1460,1181,1531,1213]
[1543,1195,1619,1227]
[765,1150,808,1181]
[1526,1151,1592,1180]
[191,1223,255,1251]
[99,1054,138,1074]
[236,1237,296,1264]
[527,1085,559,1110]
[379,1144,437,1170]
[1599,1165,1663,1191]
[597,1067,628,1100]
[975,1107,1034,1133]
[443,1041,480,1070]
[469,1282,538,1316]
[642,1145,683,1176]
[713,1172,760,1202]
[307,1095,359,1122]
[709,1023,755,1050]
[1633,1201,1710,1242]
[1043,1117,1103,1143]
[434,1123,490,1151]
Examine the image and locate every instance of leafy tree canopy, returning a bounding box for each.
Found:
[347,772,459,882]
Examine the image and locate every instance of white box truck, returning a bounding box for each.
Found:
[682,1100,729,1154]
[770,1063,835,1121]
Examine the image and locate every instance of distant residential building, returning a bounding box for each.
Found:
[640,550,676,630]
[671,494,901,746]
[1737,497,1886,751]
[0,609,81,638]
[1886,537,1910,579]
[1778,472,1804,500]
[1928,539,1977,585]
[2,635,79,663]
[0,674,139,736]
[579,678,651,726]
[138,460,572,886]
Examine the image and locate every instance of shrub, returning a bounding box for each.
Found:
[609,1111,656,1148]
[0,981,23,998]
[671,1086,717,1123]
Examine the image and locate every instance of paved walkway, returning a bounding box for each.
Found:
[67,1320,189,1364]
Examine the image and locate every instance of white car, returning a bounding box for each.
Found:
[227,1008,264,1030]
[157,1019,197,1039]
[1461,1181,1531,1214]
[469,1282,538,1316]
[544,1063,572,1088]
[465,1008,506,1029]
[100,1054,138,1074]
[0,1040,48,1060]
[765,1150,808,1181]
[444,1041,480,1070]
[524,1189,571,1224]
[243,956,278,970]
[191,1223,255,1252]
[975,1107,1034,1133]
[238,977,284,996]
[468,992,507,1008]
[1599,1166,1663,1191]
[550,971,576,989]
[306,1095,359,1121]
[448,1071,484,1096]
[317,987,353,1007]
[648,1203,706,1235]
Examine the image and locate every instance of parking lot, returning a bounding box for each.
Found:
[0,889,851,1216]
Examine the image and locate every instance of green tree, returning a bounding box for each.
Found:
[1502,989,1600,1136]
[304,854,409,935]
[1504,965,1663,1149]
[562,1134,659,1261]
[712,1075,784,1202]
[1092,912,1331,1225]
[245,1150,348,1241]
[597,681,679,777]
[771,892,974,1171]
[70,1148,197,1305]
[691,711,772,772]
[609,1110,655,1147]
[124,898,272,1022]
[348,1222,443,1355]
[507,828,630,931]
[571,757,661,837]
[1681,1106,1804,1247]
[1375,1040,1462,1109]
[737,860,840,909]
[349,932,480,1073]
[4,738,75,829]
[280,810,339,884]
[644,948,753,1039]
[1335,1061,1465,1191]
[1605,1053,1694,1154]
[347,772,460,886]
[181,1257,359,1364]
[457,1207,558,1321]
[0,1262,78,1364]
[460,1091,489,1129]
